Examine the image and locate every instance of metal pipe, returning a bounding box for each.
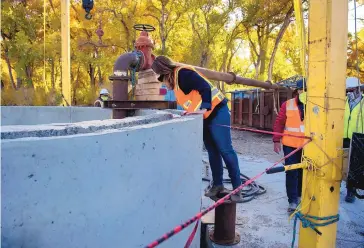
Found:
[109,75,129,119]
[175,63,285,90]
[110,51,145,119]
[113,51,144,73]
[209,192,240,245]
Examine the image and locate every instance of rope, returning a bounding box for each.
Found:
[291,211,340,248]
[130,54,140,100]
[217,124,312,140]
[183,220,200,248]
[254,89,260,113]
[144,140,311,248]
[273,90,279,115]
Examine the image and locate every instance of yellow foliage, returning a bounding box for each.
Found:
[1,87,62,106]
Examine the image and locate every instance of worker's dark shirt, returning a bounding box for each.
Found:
[177,68,214,110]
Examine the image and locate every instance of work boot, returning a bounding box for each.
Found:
[230,190,244,203]
[288,202,298,213]
[204,185,224,197]
[345,190,356,203]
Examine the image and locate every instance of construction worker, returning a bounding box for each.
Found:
[273,78,306,213]
[94,88,111,107]
[343,76,364,203]
[151,56,243,203]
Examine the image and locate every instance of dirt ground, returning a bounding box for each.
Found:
[231,129,281,163]
[201,130,364,248]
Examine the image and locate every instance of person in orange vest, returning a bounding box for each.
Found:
[151,56,243,203]
[273,78,306,213]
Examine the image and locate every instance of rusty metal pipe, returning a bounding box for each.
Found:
[113,51,144,73]
[209,192,241,245]
[175,63,284,90]
[109,75,129,119]
[110,51,146,119]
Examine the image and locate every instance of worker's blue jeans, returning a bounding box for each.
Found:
[283,145,303,204]
[203,103,242,189]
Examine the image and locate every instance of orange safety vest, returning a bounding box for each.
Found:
[281,98,305,148]
[173,66,225,119]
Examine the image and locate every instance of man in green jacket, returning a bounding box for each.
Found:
[344,77,364,203]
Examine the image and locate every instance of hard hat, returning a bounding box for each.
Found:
[346,77,361,89]
[100,88,109,95]
[296,78,306,90]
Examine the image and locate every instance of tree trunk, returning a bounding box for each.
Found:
[51,59,55,90]
[73,65,81,105]
[200,50,209,67]
[59,58,62,90]
[17,78,22,88]
[97,66,103,86]
[258,35,269,81]
[268,6,294,81]
[254,60,260,80]
[88,63,95,89]
[4,50,16,89]
[25,65,34,88]
[160,2,166,54]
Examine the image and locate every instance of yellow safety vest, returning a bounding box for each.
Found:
[344,95,364,139]
[173,66,225,119]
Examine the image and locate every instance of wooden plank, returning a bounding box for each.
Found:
[259,92,264,128]
[135,88,161,96]
[137,69,159,84]
[248,92,253,126]
[135,95,165,101]
[136,82,163,90]
[238,98,243,125]
[201,209,215,224]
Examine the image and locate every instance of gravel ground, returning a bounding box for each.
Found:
[231,129,281,163]
[201,130,364,248]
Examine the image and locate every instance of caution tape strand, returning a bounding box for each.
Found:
[217,124,311,140]
[144,140,311,248]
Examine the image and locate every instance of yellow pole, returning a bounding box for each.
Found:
[293,0,306,77]
[299,0,348,247]
[61,0,71,106]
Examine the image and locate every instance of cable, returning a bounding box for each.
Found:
[202,166,267,203]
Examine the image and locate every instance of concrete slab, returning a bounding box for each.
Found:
[1,106,112,126]
[2,115,203,248]
[201,153,364,248]
[1,112,174,140]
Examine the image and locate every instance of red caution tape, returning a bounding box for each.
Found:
[217,124,312,140]
[144,140,311,248]
[184,220,200,248]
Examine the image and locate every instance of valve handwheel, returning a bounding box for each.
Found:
[133,24,155,32]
